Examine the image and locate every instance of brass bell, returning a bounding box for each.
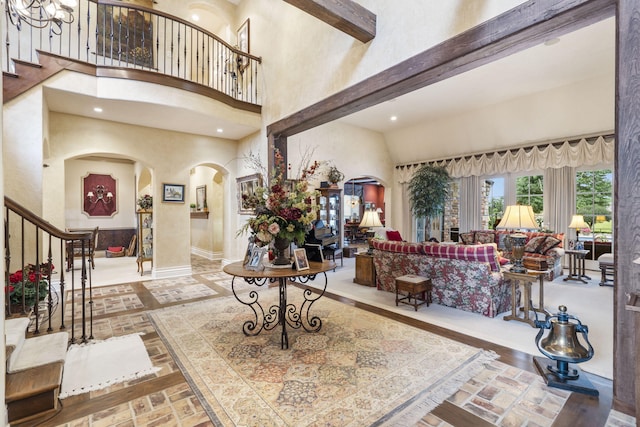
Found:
[533,305,598,396]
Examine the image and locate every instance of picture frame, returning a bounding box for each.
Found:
[246,246,266,271]
[162,183,185,203]
[293,248,310,271]
[196,185,207,210]
[243,239,256,266]
[237,173,263,215]
[305,243,324,262]
[237,18,250,54]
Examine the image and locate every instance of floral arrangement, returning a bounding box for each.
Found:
[238,149,321,247]
[327,165,344,184]
[137,194,153,210]
[6,263,53,307]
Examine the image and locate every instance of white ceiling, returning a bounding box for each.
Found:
[339,17,615,134]
[43,16,614,145]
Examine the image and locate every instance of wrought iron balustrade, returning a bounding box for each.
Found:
[2,0,261,106]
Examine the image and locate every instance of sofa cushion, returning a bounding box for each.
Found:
[537,236,562,254]
[459,232,475,245]
[527,232,565,248]
[422,242,500,272]
[475,230,496,244]
[524,236,547,253]
[386,230,403,241]
[372,240,422,254]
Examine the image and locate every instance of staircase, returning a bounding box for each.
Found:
[5,318,69,424]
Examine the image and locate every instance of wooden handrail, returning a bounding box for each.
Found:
[4,197,91,242]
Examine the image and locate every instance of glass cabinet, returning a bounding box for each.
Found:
[317,188,342,248]
[137,210,153,275]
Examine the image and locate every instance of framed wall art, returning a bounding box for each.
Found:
[162,183,185,203]
[237,18,250,54]
[83,173,118,217]
[196,185,207,210]
[237,173,263,215]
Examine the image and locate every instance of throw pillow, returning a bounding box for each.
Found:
[386,230,403,241]
[537,236,562,254]
[459,232,475,245]
[475,231,496,244]
[108,246,123,252]
[524,236,547,253]
[498,255,510,265]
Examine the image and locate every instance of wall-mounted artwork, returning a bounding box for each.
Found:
[97,4,154,68]
[83,173,118,217]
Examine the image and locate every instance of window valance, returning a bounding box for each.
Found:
[395,135,614,183]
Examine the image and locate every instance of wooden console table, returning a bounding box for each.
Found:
[503,270,550,327]
[223,260,335,349]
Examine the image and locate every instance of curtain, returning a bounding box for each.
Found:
[397,135,614,179]
[543,166,576,236]
[459,176,482,231]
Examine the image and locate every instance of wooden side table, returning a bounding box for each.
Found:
[353,253,376,286]
[503,270,549,327]
[395,275,432,311]
[564,249,591,284]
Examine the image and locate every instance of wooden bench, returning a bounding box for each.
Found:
[65,226,99,271]
[395,274,432,311]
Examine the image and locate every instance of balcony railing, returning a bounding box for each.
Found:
[2,0,261,106]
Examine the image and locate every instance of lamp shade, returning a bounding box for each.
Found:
[568,215,589,229]
[359,210,383,228]
[496,205,538,230]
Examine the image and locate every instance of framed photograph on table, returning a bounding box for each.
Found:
[196,185,206,210]
[294,248,310,271]
[237,173,263,215]
[163,184,185,203]
[246,246,266,271]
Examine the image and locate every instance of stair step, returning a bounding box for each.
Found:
[8,331,68,373]
[5,318,30,370]
[6,361,64,423]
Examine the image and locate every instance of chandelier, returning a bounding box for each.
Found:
[5,0,77,34]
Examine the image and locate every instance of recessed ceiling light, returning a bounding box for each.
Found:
[390,116,397,122]
[216,128,223,133]
[192,14,200,21]
[94,107,103,113]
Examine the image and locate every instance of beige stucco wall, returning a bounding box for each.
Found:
[46,112,237,276]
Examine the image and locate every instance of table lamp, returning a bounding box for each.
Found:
[359,209,383,254]
[568,214,590,245]
[496,205,537,273]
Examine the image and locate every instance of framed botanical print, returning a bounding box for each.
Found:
[237,173,263,215]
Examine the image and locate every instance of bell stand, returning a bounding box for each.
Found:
[532,356,599,396]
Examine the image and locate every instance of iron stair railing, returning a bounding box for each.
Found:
[2,0,262,105]
[4,196,94,344]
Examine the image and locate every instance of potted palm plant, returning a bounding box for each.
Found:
[408,164,451,240]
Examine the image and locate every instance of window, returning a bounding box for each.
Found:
[576,169,613,260]
[483,177,504,229]
[516,175,543,226]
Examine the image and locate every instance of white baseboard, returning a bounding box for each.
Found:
[152,265,192,279]
[190,247,223,260]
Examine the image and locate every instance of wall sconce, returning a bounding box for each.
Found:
[87,184,113,205]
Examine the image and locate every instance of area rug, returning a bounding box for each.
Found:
[149,288,498,426]
[59,333,161,398]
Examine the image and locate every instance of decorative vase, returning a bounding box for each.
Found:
[272,237,292,265]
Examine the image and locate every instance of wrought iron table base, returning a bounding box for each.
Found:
[231,273,328,349]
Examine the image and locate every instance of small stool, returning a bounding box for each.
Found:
[395,274,432,311]
[323,246,343,270]
[598,253,614,287]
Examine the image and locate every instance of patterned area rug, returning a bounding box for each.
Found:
[149,287,498,426]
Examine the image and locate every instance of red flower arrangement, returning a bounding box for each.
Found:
[6,263,54,307]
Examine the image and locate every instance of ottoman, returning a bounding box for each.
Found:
[598,253,614,287]
[395,274,432,311]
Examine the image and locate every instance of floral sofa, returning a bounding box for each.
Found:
[459,230,565,280]
[371,240,512,317]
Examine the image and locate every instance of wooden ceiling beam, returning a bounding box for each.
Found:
[283,0,376,43]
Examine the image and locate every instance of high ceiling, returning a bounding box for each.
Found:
[43,15,614,148]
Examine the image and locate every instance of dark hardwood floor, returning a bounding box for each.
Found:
[16,259,615,426]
